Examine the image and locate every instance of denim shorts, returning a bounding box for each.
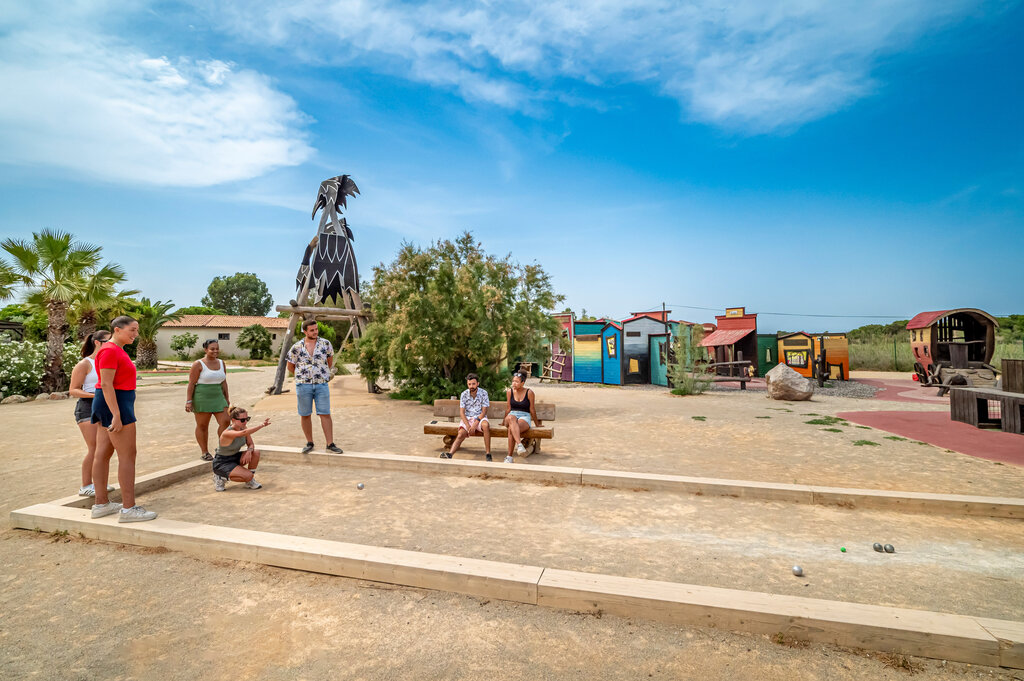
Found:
[510,410,532,428]
[74,397,94,424]
[296,382,330,416]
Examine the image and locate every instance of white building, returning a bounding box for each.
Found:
[158,315,291,359]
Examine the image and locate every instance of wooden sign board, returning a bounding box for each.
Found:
[725,307,746,317]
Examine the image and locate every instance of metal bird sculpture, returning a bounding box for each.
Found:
[296,175,361,303]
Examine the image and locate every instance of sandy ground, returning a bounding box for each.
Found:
[2,367,1024,680]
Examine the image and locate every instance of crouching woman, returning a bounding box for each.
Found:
[212,407,271,492]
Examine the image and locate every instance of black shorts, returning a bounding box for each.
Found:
[212,453,243,478]
[74,397,93,424]
[91,388,137,428]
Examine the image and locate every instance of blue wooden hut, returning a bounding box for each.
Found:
[601,322,623,385]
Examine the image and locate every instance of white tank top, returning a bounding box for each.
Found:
[82,357,98,395]
[196,359,226,384]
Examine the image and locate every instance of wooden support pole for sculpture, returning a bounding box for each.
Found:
[270,267,315,395]
[274,305,368,317]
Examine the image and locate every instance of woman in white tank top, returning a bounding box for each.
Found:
[185,339,231,460]
[69,330,114,497]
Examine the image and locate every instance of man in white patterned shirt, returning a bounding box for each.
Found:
[442,373,492,461]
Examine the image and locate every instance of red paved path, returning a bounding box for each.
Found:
[857,377,948,404]
[837,410,1024,466]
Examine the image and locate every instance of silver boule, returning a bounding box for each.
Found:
[792,565,804,577]
[357,483,364,490]
[883,544,895,553]
[873,542,884,552]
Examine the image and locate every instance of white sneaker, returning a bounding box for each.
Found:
[244,477,262,490]
[79,484,96,497]
[516,443,527,456]
[213,474,226,492]
[118,506,157,523]
[91,502,122,518]
[504,455,514,464]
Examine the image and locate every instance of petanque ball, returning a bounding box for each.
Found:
[792,566,804,577]
[873,543,884,552]
[884,544,895,553]
[357,483,365,490]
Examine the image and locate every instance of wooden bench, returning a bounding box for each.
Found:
[423,399,556,456]
[949,386,1024,435]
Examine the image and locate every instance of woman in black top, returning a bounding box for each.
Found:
[503,371,540,463]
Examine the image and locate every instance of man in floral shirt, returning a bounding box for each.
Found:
[442,373,492,461]
[287,319,342,454]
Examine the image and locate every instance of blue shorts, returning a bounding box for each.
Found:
[296,382,330,416]
[91,388,137,427]
[510,410,532,428]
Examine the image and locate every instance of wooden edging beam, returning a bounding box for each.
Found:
[9,502,1023,669]
[256,446,1024,519]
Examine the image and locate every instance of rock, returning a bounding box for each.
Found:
[1,395,29,404]
[765,364,815,401]
[48,392,69,400]
[35,393,51,401]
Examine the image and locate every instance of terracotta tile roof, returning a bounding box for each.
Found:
[165,315,290,329]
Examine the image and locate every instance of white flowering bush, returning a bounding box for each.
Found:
[0,340,80,398]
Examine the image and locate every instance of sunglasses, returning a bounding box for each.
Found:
[235,416,251,422]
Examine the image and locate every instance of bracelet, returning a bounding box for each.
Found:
[186,400,193,404]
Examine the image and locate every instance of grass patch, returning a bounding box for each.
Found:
[804,416,846,426]
[914,441,929,446]
[755,415,771,419]
[821,428,843,433]
[691,416,707,421]
[853,440,880,446]
[766,407,793,412]
[855,425,871,430]
[801,413,820,416]
[883,436,907,441]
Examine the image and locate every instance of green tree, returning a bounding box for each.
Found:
[132,298,180,369]
[176,305,225,316]
[201,273,273,316]
[73,264,139,339]
[668,324,712,396]
[1,229,123,392]
[237,324,273,360]
[0,261,18,301]
[357,232,563,402]
[170,332,199,361]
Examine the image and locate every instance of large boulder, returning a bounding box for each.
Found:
[48,392,70,400]
[765,364,815,401]
[1,395,29,405]
[34,393,50,401]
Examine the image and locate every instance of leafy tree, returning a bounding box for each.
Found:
[237,324,273,360]
[170,332,199,361]
[132,298,180,369]
[357,232,563,403]
[668,324,711,396]
[176,305,225,316]
[201,273,273,316]
[1,229,122,392]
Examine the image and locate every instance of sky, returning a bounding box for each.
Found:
[0,0,1021,333]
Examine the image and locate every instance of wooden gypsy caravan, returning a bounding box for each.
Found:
[908,309,999,388]
[699,308,758,376]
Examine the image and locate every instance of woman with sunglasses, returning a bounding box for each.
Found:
[69,329,113,497]
[212,406,271,492]
[185,339,231,461]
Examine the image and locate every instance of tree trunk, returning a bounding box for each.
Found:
[43,300,69,394]
[137,339,158,369]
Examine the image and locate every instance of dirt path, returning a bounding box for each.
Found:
[2,368,1023,679]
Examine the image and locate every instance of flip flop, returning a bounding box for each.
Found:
[200,452,213,461]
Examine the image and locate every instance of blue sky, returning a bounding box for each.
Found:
[1,0,1021,333]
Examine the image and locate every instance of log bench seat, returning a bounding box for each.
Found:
[423,399,556,456]
[949,386,1024,435]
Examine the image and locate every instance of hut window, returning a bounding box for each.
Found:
[924,346,929,357]
[218,333,230,341]
[626,331,641,337]
[911,330,917,341]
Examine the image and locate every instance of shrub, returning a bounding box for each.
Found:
[0,340,79,398]
[668,325,711,396]
[170,332,199,361]
[237,324,273,360]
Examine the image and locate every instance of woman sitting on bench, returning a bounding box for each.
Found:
[503,371,541,463]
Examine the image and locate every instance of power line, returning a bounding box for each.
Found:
[662,304,907,319]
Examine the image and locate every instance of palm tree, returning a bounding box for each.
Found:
[0,261,18,301]
[134,297,181,369]
[2,230,104,392]
[75,274,140,340]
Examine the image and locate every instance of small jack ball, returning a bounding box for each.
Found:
[792,566,804,577]
[357,483,364,490]
[840,547,847,553]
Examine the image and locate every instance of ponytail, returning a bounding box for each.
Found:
[81,330,111,357]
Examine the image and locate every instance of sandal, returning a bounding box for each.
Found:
[200,452,213,461]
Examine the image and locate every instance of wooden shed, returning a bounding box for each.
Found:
[621,310,684,385]
[814,334,849,380]
[907,308,999,387]
[699,308,758,376]
[756,334,779,377]
[602,322,623,385]
[545,312,574,382]
[572,320,606,384]
[778,332,814,377]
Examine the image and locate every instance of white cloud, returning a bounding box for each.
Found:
[0,17,313,186]
[201,0,992,132]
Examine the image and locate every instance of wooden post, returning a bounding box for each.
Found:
[270,267,314,395]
